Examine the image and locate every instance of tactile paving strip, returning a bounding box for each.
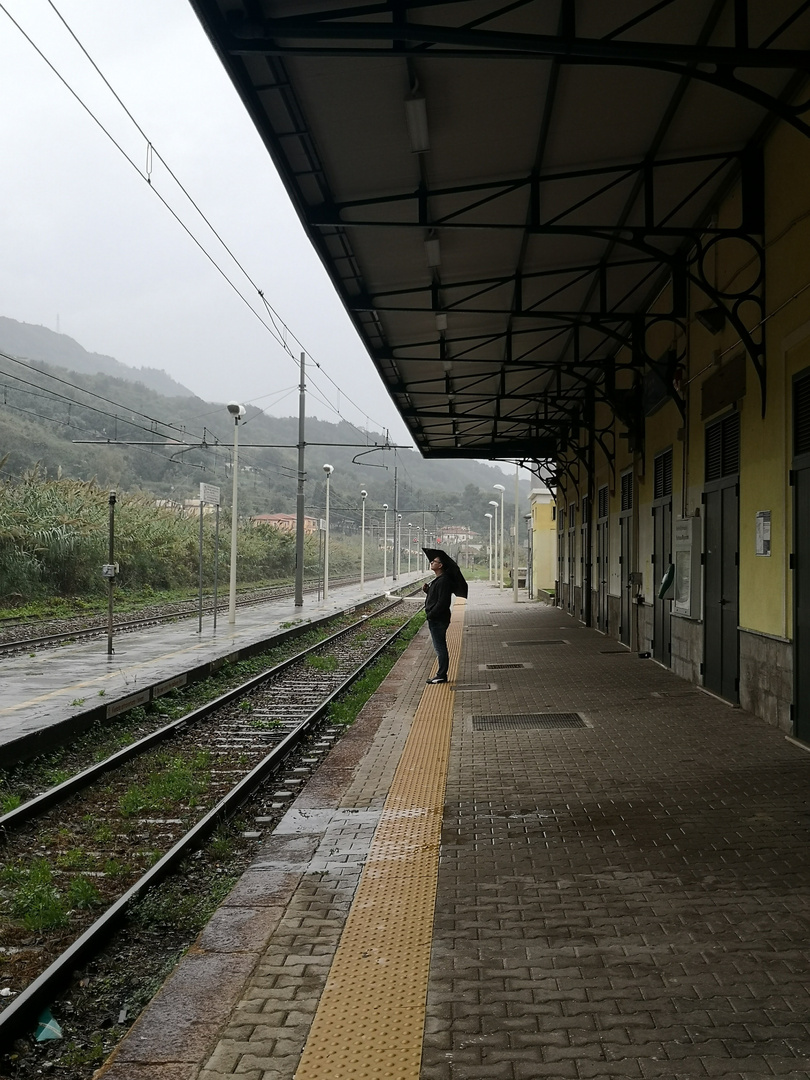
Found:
[294,601,466,1080]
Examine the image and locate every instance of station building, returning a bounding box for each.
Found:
[187,2,810,742]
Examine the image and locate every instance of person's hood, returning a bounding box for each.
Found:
[422,547,469,599]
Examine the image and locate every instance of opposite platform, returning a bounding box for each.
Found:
[0,572,425,763]
[99,582,810,1080]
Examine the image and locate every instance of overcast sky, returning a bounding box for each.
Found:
[0,0,422,446]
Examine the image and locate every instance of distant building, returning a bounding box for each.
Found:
[252,512,317,535]
[437,525,476,545]
[529,487,557,595]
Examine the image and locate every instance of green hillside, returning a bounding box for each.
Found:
[0,344,530,535]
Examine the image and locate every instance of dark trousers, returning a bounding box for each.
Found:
[428,618,450,679]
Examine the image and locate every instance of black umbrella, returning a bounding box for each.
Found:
[422,547,469,599]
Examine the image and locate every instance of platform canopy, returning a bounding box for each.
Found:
[188,1,810,461]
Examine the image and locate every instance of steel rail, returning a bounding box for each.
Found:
[0,601,420,1050]
[0,576,365,655]
[0,596,405,832]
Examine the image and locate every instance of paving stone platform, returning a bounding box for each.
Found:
[98,582,810,1080]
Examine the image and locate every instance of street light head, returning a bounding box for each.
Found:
[360,489,368,499]
[489,500,498,508]
[493,483,505,492]
[485,512,492,519]
[227,401,245,418]
[323,463,334,475]
[382,503,388,510]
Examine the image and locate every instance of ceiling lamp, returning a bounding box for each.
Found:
[405,94,430,153]
[425,231,441,268]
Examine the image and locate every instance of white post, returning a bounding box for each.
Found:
[360,489,367,591]
[383,504,388,584]
[227,402,244,624]
[407,522,412,572]
[397,514,402,578]
[489,499,499,588]
[323,464,333,600]
[485,513,493,581]
[494,483,505,590]
[513,462,520,603]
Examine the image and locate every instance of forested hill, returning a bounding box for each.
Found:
[0,345,531,532]
[0,317,192,399]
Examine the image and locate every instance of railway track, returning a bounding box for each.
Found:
[0,576,367,656]
[0,597,422,1056]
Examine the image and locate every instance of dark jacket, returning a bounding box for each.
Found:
[424,573,453,623]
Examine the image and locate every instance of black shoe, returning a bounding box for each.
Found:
[426,676,448,684]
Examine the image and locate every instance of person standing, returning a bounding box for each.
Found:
[423,551,466,684]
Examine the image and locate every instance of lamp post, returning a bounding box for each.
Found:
[407,522,413,572]
[382,503,389,584]
[227,401,245,625]
[360,489,367,591]
[493,483,506,590]
[488,500,499,588]
[485,512,493,581]
[396,514,402,578]
[323,464,333,600]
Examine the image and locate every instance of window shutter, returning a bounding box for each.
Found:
[654,449,673,499]
[621,472,633,512]
[795,372,810,457]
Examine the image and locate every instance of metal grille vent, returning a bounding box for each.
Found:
[654,449,673,499]
[504,639,567,645]
[795,371,810,457]
[598,485,609,520]
[621,472,633,511]
[473,713,586,730]
[483,662,527,669]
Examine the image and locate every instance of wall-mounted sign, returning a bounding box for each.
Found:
[755,510,771,557]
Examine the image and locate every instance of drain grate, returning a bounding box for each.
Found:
[503,639,567,646]
[473,712,586,730]
[483,662,527,670]
[600,649,630,654]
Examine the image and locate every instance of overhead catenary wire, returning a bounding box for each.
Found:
[3,0,394,444]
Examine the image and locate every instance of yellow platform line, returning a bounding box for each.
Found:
[294,601,465,1080]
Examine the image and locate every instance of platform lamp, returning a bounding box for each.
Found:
[382,503,389,584]
[488,500,499,588]
[485,512,493,581]
[493,483,506,590]
[360,489,367,591]
[396,513,403,578]
[226,401,246,625]
[323,464,334,601]
[407,522,413,573]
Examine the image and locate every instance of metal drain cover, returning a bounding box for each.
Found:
[503,639,567,646]
[454,683,494,692]
[482,663,527,670]
[473,713,586,730]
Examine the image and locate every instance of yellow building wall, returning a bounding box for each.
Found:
[531,494,557,593]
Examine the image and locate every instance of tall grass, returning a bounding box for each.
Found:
[0,468,386,604]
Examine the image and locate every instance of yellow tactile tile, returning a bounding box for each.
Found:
[294,601,465,1080]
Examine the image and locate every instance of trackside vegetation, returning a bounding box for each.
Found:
[0,469,385,608]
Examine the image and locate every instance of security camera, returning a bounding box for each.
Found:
[323,463,334,475]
